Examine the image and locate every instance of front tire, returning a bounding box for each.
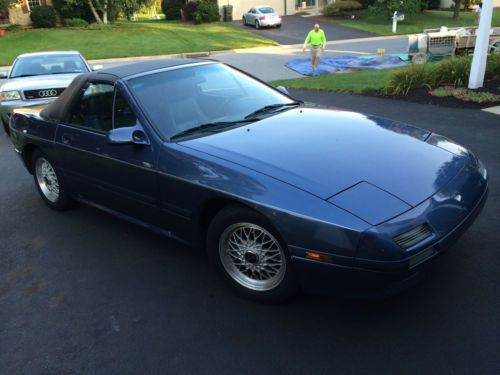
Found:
[32,150,73,210]
[207,205,296,301]
[242,16,246,25]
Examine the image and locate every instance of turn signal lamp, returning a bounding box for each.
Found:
[305,251,333,263]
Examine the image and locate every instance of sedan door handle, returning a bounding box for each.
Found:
[61,134,72,145]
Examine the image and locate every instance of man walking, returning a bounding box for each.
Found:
[303,24,326,75]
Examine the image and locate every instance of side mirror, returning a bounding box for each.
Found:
[107,125,150,146]
[92,64,104,71]
[276,85,289,95]
[0,71,8,79]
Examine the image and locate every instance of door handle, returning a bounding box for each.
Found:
[61,134,72,145]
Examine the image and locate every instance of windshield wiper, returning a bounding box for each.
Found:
[244,101,302,120]
[170,119,256,140]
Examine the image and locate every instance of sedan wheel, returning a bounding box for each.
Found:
[255,20,260,29]
[242,17,246,25]
[32,150,73,210]
[207,205,296,301]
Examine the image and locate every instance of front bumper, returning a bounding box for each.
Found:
[0,98,53,126]
[289,159,488,298]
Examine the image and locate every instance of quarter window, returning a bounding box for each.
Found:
[69,82,115,132]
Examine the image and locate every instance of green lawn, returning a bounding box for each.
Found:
[272,68,395,93]
[0,21,277,66]
[327,10,500,36]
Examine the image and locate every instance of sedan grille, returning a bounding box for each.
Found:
[23,88,66,100]
[394,224,432,249]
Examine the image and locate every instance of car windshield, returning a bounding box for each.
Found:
[259,7,275,13]
[128,63,295,139]
[10,54,88,78]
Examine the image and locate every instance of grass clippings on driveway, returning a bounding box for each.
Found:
[0,21,278,66]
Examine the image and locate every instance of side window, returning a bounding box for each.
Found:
[113,89,137,128]
[69,82,114,132]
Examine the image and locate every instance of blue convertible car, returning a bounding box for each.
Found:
[8,60,488,300]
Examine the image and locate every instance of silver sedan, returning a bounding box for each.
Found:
[0,51,99,134]
[242,6,282,29]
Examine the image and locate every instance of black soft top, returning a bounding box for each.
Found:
[41,58,206,122]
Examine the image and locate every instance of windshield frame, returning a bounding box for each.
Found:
[124,62,298,142]
[9,53,91,79]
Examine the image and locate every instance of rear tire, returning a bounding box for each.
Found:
[32,149,73,211]
[207,205,297,302]
[255,20,260,29]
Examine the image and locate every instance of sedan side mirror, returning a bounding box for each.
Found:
[0,71,8,79]
[107,125,150,146]
[276,85,289,95]
[92,64,104,71]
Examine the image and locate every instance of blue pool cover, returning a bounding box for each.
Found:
[286,54,408,76]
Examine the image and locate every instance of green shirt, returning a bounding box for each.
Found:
[303,29,326,48]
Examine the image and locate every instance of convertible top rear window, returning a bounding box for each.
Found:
[127,63,292,139]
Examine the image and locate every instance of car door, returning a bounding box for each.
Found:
[55,80,161,225]
[248,8,256,23]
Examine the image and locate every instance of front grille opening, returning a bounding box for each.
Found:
[394,224,432,249]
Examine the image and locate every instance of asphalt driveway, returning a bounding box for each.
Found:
[232,15,376,45]
[0,93,498,374]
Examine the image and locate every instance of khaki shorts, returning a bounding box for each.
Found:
[310,45,322,68]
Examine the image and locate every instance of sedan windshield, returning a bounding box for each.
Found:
[128,63,295,139]
[10,54,89,78]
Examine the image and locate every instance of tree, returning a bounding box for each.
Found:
[61,0,153,23]
[369,0,422,20]
[453,0,461,20]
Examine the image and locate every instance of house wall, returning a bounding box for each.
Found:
[222,0,297,20]
[8,0,54,26]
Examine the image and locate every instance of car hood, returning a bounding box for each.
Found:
[181,108,467,209]
[0,73,81,92]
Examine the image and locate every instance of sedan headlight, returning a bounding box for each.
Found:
[0,90,21,102]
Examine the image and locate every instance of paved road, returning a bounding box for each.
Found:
[232,15,375,45]
[1,92,498,374]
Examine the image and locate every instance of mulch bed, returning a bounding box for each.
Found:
[373,80,500,109]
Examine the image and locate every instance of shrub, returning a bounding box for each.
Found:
[162,0,184,20]
[30,5,57,28]
[192,0,219,23]
[385,64,432,95]
[421,0,440,10]
[321,1,363,16]
[63,18,89,28]
[385,55,500,96]
[6,23,22,32]
[52,0,93,22]
[182,1,198,21]
[369,0,421,20]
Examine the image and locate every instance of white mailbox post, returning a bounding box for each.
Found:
[392,11,405,33]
